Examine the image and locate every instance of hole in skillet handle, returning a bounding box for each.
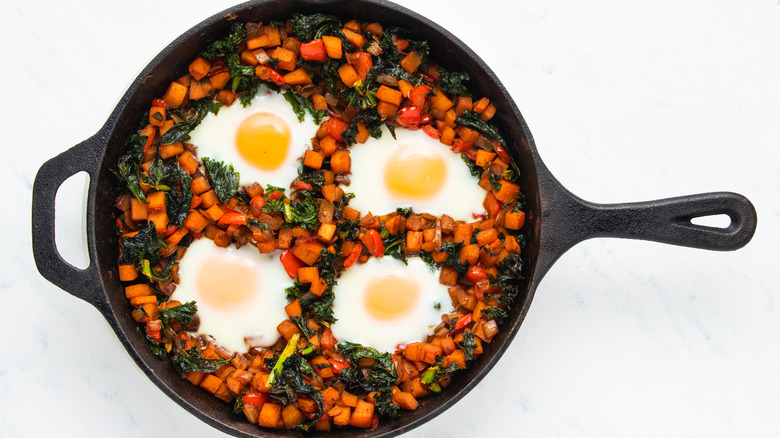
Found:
[32,133,107,313]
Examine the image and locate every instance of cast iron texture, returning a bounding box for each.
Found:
[32,0,757,437]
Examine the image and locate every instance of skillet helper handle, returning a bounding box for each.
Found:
[32,135,104,308]
[581,192,757,250]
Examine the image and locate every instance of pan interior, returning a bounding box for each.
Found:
[92,1,542,436]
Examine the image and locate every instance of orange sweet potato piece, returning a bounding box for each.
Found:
[338,64,360,88]
[183,210,209,234]
[349,400,375,428]
[283,67,313,85]
[376,85,403,106]
[258,403,283,429]
[277,319,301,341]
[330,150,351,174]
[322,35,343,59]
[188,57,212,81]
[493,179,521,203]
[401,50,422,74]
[282,405,305,429]
[291,240,325,266]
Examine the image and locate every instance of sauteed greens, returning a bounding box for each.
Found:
[114,14,526,432]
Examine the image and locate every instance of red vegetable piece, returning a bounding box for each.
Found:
[217,210,248,226]
[327,117,349,142]
[452,313,473,335]
[243,392,269,407]
[250,195,266,211]
[494,143,510,161]
[267,190,285,201]
[408,84,431,108]
[343,242,364,270]
[145,320,162,342]
[421,124,440,140]
[466,265,487,283]
[451,140,474,153]
[328,358,350,374]
[396,106,422,129]
[353,52,373,81]
[151,98,167,108]
[293,181,314,192]
[300,38,328,62]
[484,191,501,218]
[320,327,336,351]
[363,229,385,258]
[280,249,306,279]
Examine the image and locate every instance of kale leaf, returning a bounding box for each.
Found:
[172,347,232,374]
[159,301,198,328]
[439,241,466,276]
[460,155,483,179]
[482,306,508,326]
[115,134,148,203]
[119,221,167,266]
[202,157,240,203]
[290,13,342,42]
[283,90,327,124]
[159,100,223,145]
[164,163,193,226]
[458,330,478,361]
[438,67,471,96]
[338,342,398,393]
[454,111,506,147]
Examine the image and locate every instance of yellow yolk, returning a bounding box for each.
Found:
[384,143,447,199]
[364,275,420,320]
[235,112,291,171]
[196,254,259,310]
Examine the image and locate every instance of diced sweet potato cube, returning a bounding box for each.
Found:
[130,198,148,222]
[303,150,324,169]
[208,71,231,90]
[282,405,305,429]
[125,283,152,299]
[401,50,422,74]
[405,231,423,253]
[176,151,199,175]
[149,106,166,127]
[200,374,223,395]
[188,57,212,81]
[330,150,351,174]
[349,400,375,428]
[283,67,313,85]
[322,35,343,59]
[183,210,209,234]
[459,243,480,265]
[162,81,188,109]
[332,406,351,426]
[338,63,360,88]
[494,179,521,203]
[159,142,184,159]
[271,47,297,71]
[258,403,283,429]
[453,223,473,244]
[439,266,459,286]
[342,28,366,49]
[340,391,358,407]
[190,176,211,195]
[376,85,403,106]
[148,211,168,234]
[291,240,325,266]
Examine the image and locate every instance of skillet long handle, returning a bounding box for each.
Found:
[566,192,756,250]
[534,164,757,281]
[32,134,105,311]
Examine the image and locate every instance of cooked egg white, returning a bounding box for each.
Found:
[171,238,290,352]
[330,256,454,354]
[347,126,487,221]
[188,87,318,187]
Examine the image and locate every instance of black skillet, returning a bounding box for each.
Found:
[31,0,757,436]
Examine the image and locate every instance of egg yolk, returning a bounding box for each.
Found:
[384,143,447,199]
[196,254,259,310]
[364,275,420,320]
[235,112,291,171]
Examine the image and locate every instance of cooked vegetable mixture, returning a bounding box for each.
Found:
[114,14,527,432]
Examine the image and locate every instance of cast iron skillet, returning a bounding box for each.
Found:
[32,0,757,436]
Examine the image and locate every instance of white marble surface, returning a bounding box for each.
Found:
[3,0,779,436]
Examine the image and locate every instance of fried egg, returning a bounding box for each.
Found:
[188,87,317,187]
[347,126,487,221]
[171,238,290,352]
[330,256,454,354]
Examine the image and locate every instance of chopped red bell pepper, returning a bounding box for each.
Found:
[242,392,269,407]
[217,210,248,226]
[451,140,474,153]
[452,313,473,335]
[327,117,349,142]
[494,143,510,161]
[164,224,179,237]
[352,52,373,81]
[299,38,327,62]
[280,249,305,279]
[484,191,501,218]
[250,195,266,211]
[328,358,350,374]
[343,242,364,270]
[396,106,422,129]
[320,327,336,351]
[267,190,285,201]
[145,320,162,342]
[466,265,488,283]
[422,124,440,140]
[408,84,431,108]
[363,229,385,258]
[176,331,195,350]
[293,180,314,192]
[151,98,167,108]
